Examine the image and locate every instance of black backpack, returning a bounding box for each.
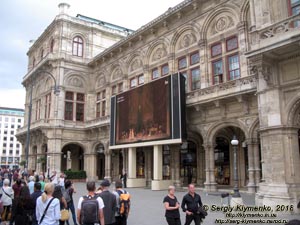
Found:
[80,195,99,224]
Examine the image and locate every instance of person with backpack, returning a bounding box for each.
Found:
[114,179,130,225]
[36,182,60,225]
[99,179,117,225]
[77,181,105,225]
[64,180,77,225]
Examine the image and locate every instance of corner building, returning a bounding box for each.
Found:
[17,0,300,208]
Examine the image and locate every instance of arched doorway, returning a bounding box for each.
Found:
[180,141,197,185]
[61,144,84,172]
[213,126,246,187]
[95,144,105,180]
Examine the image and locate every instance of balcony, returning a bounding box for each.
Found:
[84,115,110,129]
[249,14,300,55]
[186,75,257,106]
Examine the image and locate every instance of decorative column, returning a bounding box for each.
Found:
[252,139,261,187]
[246,139,256,193]
[83,153,97,180]
[170,145,181,188]
[204,143,217,192]
[145,148,152,188]
[153,145,162,180]
[128,147,136,180]
[104,150,112,181]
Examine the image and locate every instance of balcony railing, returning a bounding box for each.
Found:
[186,75,257,105]
[258,14,300,40]
[249,14,300,53]
[84,115,110,128]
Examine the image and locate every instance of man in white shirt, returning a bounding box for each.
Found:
[77,181,105,225]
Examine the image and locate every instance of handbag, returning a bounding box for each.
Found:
[1,206,11,221]
[60,209,70,221]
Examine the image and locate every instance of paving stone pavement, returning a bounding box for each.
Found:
[69,182,299,225]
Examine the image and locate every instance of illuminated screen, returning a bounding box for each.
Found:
[110,73,186,148]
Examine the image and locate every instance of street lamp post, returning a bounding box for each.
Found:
[230,135,243,206]
[24,70,59,173]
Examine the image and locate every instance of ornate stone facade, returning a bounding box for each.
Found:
[16,0,300,209]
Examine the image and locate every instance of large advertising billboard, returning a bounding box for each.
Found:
[110,73,186,149]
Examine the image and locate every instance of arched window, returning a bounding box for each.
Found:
[72,36,83,57]
[50,39,54,53]
[33,57,36,67]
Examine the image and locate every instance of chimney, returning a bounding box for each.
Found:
[58,2,70,15]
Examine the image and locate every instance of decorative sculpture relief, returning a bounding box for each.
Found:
[68,76,83,88]
[96,76,106,88]
[210,15,235,35]
[179,33,196,49]
[112,68,122,80]
[152,47,167,61]
[130,59,141,72]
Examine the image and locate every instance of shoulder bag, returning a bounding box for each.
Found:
[39,197,55,224]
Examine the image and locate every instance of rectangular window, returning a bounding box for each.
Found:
[10,137,13,141]
[77,93,85,102]
[96,103,100,118]
[212,60,223,84]
[18,119,21,123]
[3,137,7,141]
[226,37,238,52]
[130,78,137,88]
[16,144,20,148]
[2,150,6,154]
[161,64,169,76]
[45,93,51,119]
[4,130,7,134]
[9,144,13,148]
[118,83,123,93]
[64,102,73,120]
[9,150,13,155]
[178,57,187,70]
[65,91,74,100]
[5,117,8,122]
[191,68,201,91]
[16,151,20,155]
[35,99,41,120]
[190,52,200,65]
[10,131,14,135]
[3,143,6,147]
[112,85,117,95]
[11,125,14,129]
[96,90,106,118]
[96,92,101,101]
[101,101,106,117]
[138,74,144,85]
[181,71,188,91]
[11,118,15,123]
[1,157,6,163]
[211,43,222,57]
[290,0,300,26]
[228,54,240,80]
[76,103,84,121]
[152,68,159,80]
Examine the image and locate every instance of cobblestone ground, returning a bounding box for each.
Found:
[70,182,299,225]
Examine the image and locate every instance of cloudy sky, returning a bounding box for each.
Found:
[0,0,182,109]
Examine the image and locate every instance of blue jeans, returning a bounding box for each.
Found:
[67,201,77,225]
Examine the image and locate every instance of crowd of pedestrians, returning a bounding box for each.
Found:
[0,168,130,225]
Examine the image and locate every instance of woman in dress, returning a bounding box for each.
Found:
[163,186,181,225]
[10,185,35,225]
[36,183,60,225]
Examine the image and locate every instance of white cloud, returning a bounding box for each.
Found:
[0,89,25,109]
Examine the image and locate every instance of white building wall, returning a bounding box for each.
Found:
[0,109,24,168]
